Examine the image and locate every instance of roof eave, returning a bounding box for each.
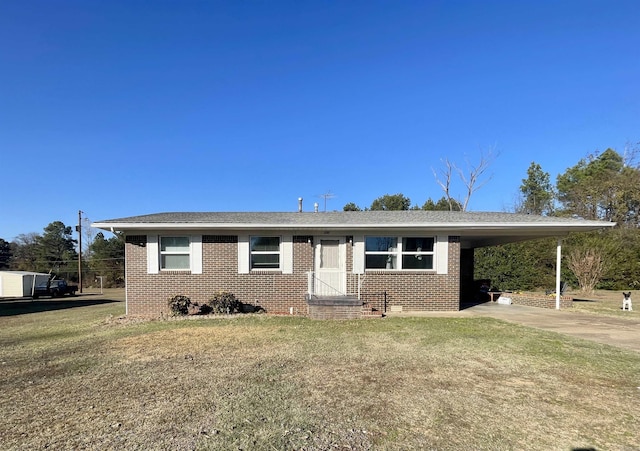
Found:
[91,221,616,233]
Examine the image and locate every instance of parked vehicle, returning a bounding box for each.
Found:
[33,280,78,298]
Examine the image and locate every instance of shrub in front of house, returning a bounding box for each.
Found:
[168,295,192,316]
[168,295,214,315]
[207,291,242,314]
[240,303,265,313]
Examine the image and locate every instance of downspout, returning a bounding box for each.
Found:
[308,237,314,315]
[556,239,562,310]
[124,235,128,316]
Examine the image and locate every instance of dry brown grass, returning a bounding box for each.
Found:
[1,290,639,450]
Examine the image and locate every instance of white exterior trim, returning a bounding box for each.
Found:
[147,235,159,274]
[191,235,202,275]
[238,235,249,274]
[282,235,293,274]
[435,235,448,275]
[95,221,612,232]
[153,235,198,273]
[352,235,365,274]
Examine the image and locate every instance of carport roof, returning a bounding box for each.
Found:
[92,211,615,248]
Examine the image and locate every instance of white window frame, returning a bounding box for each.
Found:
[159,236,191,271]
[364,236,399,270]
[364,236,435,271]
[249,235,282,271]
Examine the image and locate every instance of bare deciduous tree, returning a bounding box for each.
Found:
[622,140,640,168]
[82,216,95,258]
[432,158,455,211]
[568,248,606,294]
[432,148,497,211]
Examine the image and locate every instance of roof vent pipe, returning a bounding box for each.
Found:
[298,197,303,213]
[314,202,319,213]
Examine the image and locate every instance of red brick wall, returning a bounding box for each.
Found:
[348,236,461,311]
[509,293,573,309]
[125,234,461,317]
[126,235,314,317]
[307,297,362,320]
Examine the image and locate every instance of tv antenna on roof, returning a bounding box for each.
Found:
[318,191,336,212]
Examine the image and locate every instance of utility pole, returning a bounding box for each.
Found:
[77,210,83,294]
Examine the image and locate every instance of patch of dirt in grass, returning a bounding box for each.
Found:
[101,314,151,326]
[108,325,277,361]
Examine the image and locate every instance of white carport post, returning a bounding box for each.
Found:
[555,239,562,310]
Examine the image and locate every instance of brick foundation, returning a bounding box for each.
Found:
[307,297,362,320]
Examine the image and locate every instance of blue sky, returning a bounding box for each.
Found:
[1,0,638,242]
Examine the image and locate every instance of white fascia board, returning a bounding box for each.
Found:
[91,221,616,236]
[92,221,615,233]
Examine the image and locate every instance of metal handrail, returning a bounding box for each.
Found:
[306,271,348,297]
[360,291,388,314]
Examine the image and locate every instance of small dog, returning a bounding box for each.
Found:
[622,292,632,311]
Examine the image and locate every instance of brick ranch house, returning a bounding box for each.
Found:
[92,211,614,318]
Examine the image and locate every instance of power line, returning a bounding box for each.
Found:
[9,257,124,265]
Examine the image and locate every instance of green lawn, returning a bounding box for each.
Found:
[1,294,639,450]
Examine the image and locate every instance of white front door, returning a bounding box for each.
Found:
[314,237,346,296]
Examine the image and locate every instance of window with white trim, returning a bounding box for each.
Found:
[365,237,398,269]
[401,237,434,269]
[160,236,191,270]
[365,236,434,270]
[250,236,281,270]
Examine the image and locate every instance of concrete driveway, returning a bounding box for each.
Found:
[391,303,640,353]
[465,303,640,353]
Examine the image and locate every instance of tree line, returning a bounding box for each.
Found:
[494,147,640,293]
[0,223,125,288]
[344,147,640,293]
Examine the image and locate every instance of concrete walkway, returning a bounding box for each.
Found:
[389,303,640,353]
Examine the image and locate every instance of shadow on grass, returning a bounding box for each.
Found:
[0,294,121,317]
[572,298,597,303]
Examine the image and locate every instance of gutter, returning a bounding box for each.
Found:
[91,221,616,232]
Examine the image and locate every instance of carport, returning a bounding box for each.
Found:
[456,217,616,309]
